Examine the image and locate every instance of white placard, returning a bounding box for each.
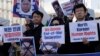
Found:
[3,25,23,43]
[42,25,65,44]
[61,2,74,16]
[69,21,98,42]
[0,27,3,41]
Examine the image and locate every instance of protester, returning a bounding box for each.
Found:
[24,10,44,54]
[0,23,21,56]
[40,17,64,55]
[50,17,65,52]
[23,24,32,36]
[73,4,93,21]
[58,3,96,54]
[9,42,20,56]
[8,24,20,56]
[67,3,95,54]
[0,24,11,56]
[50,17,64,26]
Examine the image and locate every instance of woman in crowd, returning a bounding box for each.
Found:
[50,17,64,26]
[40,17,65,55]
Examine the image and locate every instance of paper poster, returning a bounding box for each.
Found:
[69,21,98,42]
[13,0,38,18]
[52,0,64,17]
[0,27,3,41]
[3,25,23,43]
[42,25,65,44]
[20,37,36,56]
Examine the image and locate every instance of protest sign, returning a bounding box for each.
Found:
[69,21,98,42]
[0,35,2,41]
[42,25,65,44]
[20,37,36,56]
[52,0,64,17]
[3,25,22,43]
[0,27,3,41]
[61,0,83,16]
[70,0,83,4]
[61,2,74,16]
[13,0,38,18]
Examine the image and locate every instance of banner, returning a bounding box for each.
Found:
[13,0,38,18]
[3,25,22,43]
[69,21,98,42]
[20,37,36,56]
[42,25,65,44]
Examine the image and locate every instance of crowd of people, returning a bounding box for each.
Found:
[0,3,100,56]
[23,3,100,55]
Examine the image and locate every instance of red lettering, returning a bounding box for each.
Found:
[4,34,9,37]
[71,32,83,36]
[84,32,96,35]
[50,27,61,31]
[4,32,21,38]
[45,28,49,31]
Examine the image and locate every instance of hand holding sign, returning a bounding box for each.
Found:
[11,42,18,48]
[39,38,43,45]
[82,38,89,45]
[0,41,3,46]
[56,42,61,48]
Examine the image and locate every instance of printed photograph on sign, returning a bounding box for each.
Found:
[20,37,36,56]
[3,25,22,43]
[52,0,64,18]
[39,42,59,54]
[13,0,38,18]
